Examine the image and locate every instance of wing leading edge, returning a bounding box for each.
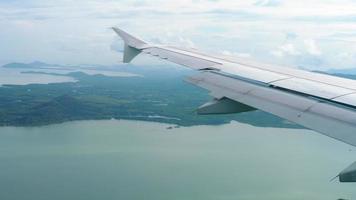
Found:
[112,27,356,148]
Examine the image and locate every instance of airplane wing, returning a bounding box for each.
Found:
[112,27,356,148]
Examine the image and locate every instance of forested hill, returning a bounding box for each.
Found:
[1,62,353,128]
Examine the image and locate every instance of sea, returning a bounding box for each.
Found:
[0,119,355,200]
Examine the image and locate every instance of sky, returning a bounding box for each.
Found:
[1,0,356,71]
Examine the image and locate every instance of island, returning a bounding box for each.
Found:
[1,61,351,128]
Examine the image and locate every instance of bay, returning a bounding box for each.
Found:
[0,120,355,200]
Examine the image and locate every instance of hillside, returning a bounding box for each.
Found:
[3,62,354,128]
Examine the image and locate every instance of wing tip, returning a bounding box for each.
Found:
[111,27,147,49]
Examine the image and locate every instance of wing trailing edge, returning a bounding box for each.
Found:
[112,28,356,148]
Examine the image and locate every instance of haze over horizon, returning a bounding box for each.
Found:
[1,0,356,71]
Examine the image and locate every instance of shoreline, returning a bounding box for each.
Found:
[0,117,304,130]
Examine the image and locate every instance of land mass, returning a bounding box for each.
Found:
[1,62,354,128]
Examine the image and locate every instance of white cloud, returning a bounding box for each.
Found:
[178,36,196,48]
[304,39,322,55]
[279,43,300,55]
[271,43,300,57]
[270,50,284,57]
[221,50,251,58]
[254,0,282,7]
[1,0,356,70]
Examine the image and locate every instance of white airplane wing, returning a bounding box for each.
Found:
[112,27,356,148]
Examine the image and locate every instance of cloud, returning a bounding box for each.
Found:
[279,43,300,55]
[221,50,251,58]
[1,0,356,70]
[254,0,282,7]
[177,37,196,48]
[285,32,298,40]
[304,39,322,56]
[110,37,124,53]
[271,43,300,57]
[270,50,284,57]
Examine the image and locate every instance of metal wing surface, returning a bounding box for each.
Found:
[113,27,356,147]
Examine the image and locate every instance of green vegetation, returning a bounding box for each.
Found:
[0,62,330,128]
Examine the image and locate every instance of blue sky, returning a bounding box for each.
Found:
[1,0,356,70]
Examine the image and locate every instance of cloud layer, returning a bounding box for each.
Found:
[1,0,356,70]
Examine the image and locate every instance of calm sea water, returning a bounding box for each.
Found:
[0,120,355,200]
[0,67,76,86]
[0,66,138,86]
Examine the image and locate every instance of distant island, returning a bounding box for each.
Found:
[1,62,354,128]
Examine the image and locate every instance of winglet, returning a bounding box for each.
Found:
[112,27,147,63]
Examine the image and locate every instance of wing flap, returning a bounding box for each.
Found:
[187,71,356,146]
[270,77,355,99]
[334,93,356,107]
[296,102,356,146]
[186,72,316,114]
[205,54,356,91]
[220,63,291,83]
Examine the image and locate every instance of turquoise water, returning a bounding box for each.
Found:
[0,120,355,200]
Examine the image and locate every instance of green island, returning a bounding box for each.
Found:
[1,62,352,128]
